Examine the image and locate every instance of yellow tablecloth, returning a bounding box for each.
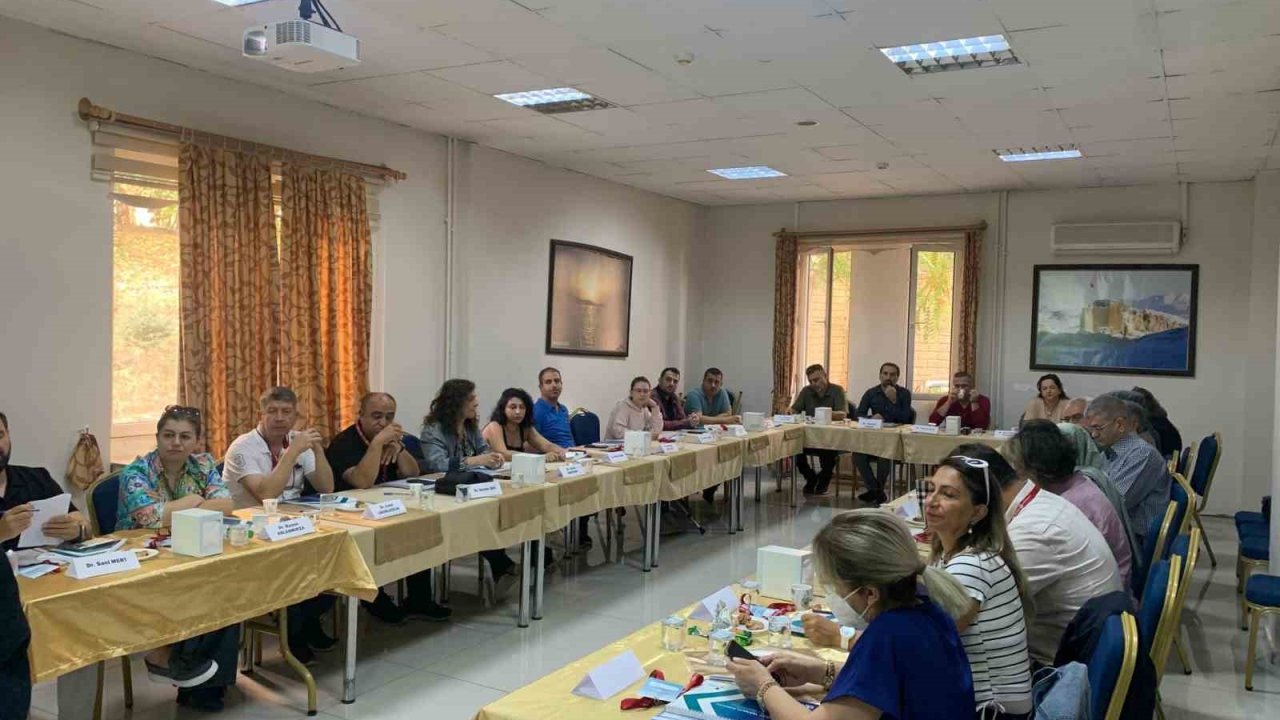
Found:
[19,527,376,683]
[474,585,842,720]
[899,430,1008,464]
[742,426,803,468]
[659,439,745,501]
[541,462,662,533]
[801,423,903,459]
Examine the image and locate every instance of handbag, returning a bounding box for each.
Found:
[434,470,487,495]
[65,430,106,490]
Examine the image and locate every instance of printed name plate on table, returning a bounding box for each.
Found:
[772,415,796,425]
[559,463,587,478]
[688,586,741,621]
[856,418,883,429]
[65,550,141,580]
[993,429,1017,439]
[363,499,407,520]
[264,516,316,542]
[461,480,502,500]
[911,424,940,434]
[605,451,630,464]
[571,650,645,700]
[692,432,715,444]
[18,493,71,548]
[659,442,680,454]
[725,425,748,437]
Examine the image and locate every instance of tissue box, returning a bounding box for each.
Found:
[814,407,832,425]
[511,452,547,485]
[757,545,813,599]
[624,430,651,457]
[171,509,224,558]
[743,412,765,432]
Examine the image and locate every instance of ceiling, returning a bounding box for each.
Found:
[4,0,1280,205]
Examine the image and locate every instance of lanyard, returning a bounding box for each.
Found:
[1010,484,1041,521]
[258,429,290,470]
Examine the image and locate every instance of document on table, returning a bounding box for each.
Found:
[18,493,71,548]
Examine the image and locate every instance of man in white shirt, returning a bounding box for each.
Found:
[958,444,1122,665]
[222,386,334,510]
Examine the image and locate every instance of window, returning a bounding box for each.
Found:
[111,184,180,464]
[797,238,962,400]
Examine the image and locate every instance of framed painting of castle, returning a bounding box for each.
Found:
[1030,264,1198,377]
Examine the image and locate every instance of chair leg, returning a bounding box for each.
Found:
[1241,565,1255,630]
[276,611,318,715]
[254,629,264,666]
[1246,606,1260,690]
[1194,513,1217,567]
[122,656,134,709]
[93,661,105,720]
[1174,635,1192,675]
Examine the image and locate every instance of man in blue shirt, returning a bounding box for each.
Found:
[854,362,914,506]
[684,368,740,425]
[532,367,591,548]
[1085,394,1171,546]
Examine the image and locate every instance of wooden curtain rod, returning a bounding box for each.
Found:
[775,222,987,240]
[78,98,407,182]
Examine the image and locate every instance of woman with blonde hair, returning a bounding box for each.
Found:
[727,509,975,719]
[926,454,1034,718]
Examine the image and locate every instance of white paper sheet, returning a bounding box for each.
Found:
[18,493,71,548]
[570,650,644,700]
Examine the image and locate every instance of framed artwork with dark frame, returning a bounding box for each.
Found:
[545,239,633,357]
[1030,264,1199,377]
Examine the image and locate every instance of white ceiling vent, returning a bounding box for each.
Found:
[1050,222,1182,255]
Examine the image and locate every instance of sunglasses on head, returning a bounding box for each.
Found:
[163,405,202,418]
[950,455,993,506]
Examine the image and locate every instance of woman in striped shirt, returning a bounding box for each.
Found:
[926,452,1034,719]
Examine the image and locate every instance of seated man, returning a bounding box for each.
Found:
[606,376,664,439]
[118,406,239,711]
[1085,395,1171,547]
[654,367,699,431]
[959,444,1121,665]
[790,364,847,496]
[532,367,591,549]
[1060,397,1088,426]
[327,392,448,623]
[222,386,333,510]
[684,368,741,503]
[223,387,339,662]
[853,362,913,505]
[0,412,90,551]
[927,371,990,430]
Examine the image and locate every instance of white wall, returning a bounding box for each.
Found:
[452,143,701,421]
[692,182,1278,513]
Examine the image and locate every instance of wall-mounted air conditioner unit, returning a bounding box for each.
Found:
[1050,221,1182,255]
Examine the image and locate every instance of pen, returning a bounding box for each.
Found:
[382,491,412,496]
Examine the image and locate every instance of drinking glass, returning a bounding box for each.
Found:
[707,629,732,667]
[320,493,340,516]
[768,615,793,649]
[661,616,686,652]
[262,498,280,515]
[228,524,250,547]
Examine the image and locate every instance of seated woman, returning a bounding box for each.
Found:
[116,406,238,711]
[727,509,975,720]
[926,456,1034,718]
[605,376,663,440]
[1021,374,1067,424]
[481,388,566,461]
[421,380,518,593]
[1011,420,1134,591]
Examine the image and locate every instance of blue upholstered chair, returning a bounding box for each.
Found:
[1087,612,1139,720]
[1245,574,1280,691]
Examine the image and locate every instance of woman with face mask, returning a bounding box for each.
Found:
[926,457,1034,718]
[726,510,975,720]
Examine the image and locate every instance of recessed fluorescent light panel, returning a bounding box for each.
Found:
[213,0,272,6]
[494,87,614,114]
[708,166,788,180]
[880,35,1019,76]
[996,145,1084,163]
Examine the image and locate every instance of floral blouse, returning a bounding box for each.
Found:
[117,450,230,530]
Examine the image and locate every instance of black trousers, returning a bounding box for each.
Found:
[172,624,240,688]
[854,453,893,494]
[287,594,336,639]
[0,642,31,720]
[795,450,839,492]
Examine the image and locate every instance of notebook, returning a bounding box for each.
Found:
[658,681,818,720]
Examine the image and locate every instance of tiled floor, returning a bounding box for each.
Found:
[30,477,1280,719]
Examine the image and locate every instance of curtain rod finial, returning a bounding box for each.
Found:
[78,98,111,122]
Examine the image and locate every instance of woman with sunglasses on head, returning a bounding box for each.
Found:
[726,510,975,720]
[115,406,238,711]
[926,456,1034,719]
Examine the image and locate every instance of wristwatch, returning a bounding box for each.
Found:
[839,626,857,651]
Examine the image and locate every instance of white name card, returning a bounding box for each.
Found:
[688,585,741,621]
[993,429,1016,439]
[911,424,940,435]
[605,451,630,464]
[264,517,316,542]
[772,414,796,425]
[461,480,503,500]
[571,650,645,700]
[363,499,407,520]
[659,442,680,454]
[857,418,884,429]
[66,551,141,580]
[693,432,715,444]
[763,418,776,429]
[726,424,748,437]
[559,463,586,478]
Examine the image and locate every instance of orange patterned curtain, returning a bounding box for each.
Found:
[956,228,984,376]
[772,232,799,412]
[177,144,279,458]
[279,165,372,439]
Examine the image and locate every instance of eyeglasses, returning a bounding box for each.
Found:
[163,405,202,418]
[1084,418,1116,437]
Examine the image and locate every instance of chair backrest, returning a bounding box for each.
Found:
[1148,554,1183,680]
[569,410,601,446]
[85,468,125,536]
[1087,612,1140,720]
[1167,474,1193,552]
[1163,530,1200,679]
[1188,433,1221,497]
[730,390,743,415]
[1138,556,1180,671]
[1175,446,1191,475]
[1151,500,1179,567]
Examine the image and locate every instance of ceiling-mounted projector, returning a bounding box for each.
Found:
[243,0,358,73]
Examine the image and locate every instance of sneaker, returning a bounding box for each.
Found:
[287,638,318,667]
[578,535,594,552]
[857,490,878,504]
[405,599,453,622]
[362,590,408,625]
[303,620,339,652]
[145,658,219,688]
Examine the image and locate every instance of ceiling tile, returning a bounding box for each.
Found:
[427,61,558,95]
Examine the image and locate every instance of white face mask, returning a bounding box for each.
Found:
[827,585,869,630]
